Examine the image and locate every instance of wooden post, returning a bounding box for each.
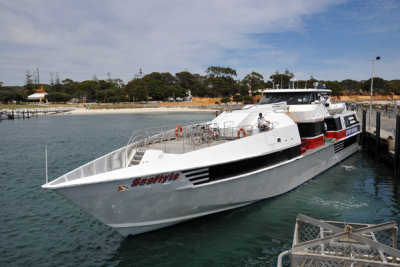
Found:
[375,112,380,160]
[395,115,400,179]
[362,110,367,151]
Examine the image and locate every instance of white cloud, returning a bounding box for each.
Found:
[0,0,398,86]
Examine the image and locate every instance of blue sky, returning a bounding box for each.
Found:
[1,0,399,86]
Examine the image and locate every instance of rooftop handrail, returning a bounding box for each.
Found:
[125,121,258,153]
[126,120,207,147]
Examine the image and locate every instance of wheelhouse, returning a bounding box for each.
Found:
[258,89,331,105]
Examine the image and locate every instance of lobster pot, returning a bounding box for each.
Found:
[278,214,400,267]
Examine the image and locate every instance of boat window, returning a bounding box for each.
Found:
[344,115,359,127]
[297,122,324,137]
[325,118,342,131]
[259,93,316,105]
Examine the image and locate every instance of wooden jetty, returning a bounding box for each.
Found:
[0,107,75,120]
[359,108,400,178]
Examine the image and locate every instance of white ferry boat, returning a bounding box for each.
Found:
[42,89,360,236]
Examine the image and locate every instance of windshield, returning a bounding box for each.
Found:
[258,92,318,105]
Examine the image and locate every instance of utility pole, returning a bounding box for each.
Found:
[368,56,380,129]
[36,67,40,85]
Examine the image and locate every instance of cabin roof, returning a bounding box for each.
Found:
[262,89,332,94]
[27,93,47,99]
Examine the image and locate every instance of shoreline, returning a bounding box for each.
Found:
[66,107,217,115]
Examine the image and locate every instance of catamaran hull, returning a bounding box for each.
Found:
[54,136,359,236]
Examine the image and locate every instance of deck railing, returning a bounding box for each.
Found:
[49,121,256,184]
[124,121,255,166]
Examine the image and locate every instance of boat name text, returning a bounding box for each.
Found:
[131,173,180,187]
[346,125,360,137]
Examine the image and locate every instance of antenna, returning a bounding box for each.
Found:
[45,146,48,184]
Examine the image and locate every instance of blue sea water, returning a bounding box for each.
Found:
[0,112,399,267]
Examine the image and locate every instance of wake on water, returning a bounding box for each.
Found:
[342,165,357,171]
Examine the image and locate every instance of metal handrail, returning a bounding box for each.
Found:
[124,121,258,166]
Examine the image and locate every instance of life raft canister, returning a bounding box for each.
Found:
[237,128,246,139]
[175,125,183,138]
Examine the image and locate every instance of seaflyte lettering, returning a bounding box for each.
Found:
[346,125,360,137]
[131,172,180,187]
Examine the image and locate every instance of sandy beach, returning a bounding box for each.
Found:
[67,107,217,115]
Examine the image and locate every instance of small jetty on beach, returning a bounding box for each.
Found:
[0,107,75,120]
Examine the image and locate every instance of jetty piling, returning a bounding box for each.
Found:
[375,111,380,160]
[360,108,399,177]
[395,115,400,179]
[362,109,366,151]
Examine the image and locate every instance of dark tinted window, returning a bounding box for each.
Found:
[259,93,317,105]
[344,115,359,127]
[325,118,342,131]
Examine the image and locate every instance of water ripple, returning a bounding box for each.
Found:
[0,115,399,266]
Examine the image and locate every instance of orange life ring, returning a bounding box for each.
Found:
[211,128,220,138]
[175,125,183,138]
[237,128,246,139]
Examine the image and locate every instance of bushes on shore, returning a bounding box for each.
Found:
[1,67,400,104]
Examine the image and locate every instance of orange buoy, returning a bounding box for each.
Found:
[237,128,246,139]
[175,125,183,138]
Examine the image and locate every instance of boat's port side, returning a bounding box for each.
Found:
[325,113,360,141]
[182,144,301,186]
[182,168,210,185]
[333,134,359,154]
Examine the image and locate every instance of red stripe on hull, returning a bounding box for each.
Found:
[301,135,324,149]
[326,130,346,140]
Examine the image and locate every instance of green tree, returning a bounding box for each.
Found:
[24,70,35,95]
[233,95,243,103]
[340,79,360,93]
[270,70,293,89]
[205,66,237,78]
[141,72,183,100]
[62,79,78,96]
[126,78,148,101]
[51,72,63,92]
[0,90,12,103]
[242,95,254,104]
[388,80,400,94]
[205,66,238,97]
[362,77,389,94]
[205,67,238,97]
[14,91,27,103]
[221,97,231,104]
[176,71,196,90]
[77,80,98,101]
[0,87,26,103]
[242,72,264,94]
[45,92,72,103]
[324,80,342,96]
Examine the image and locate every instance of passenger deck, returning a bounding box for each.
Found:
[49,122,256,185]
